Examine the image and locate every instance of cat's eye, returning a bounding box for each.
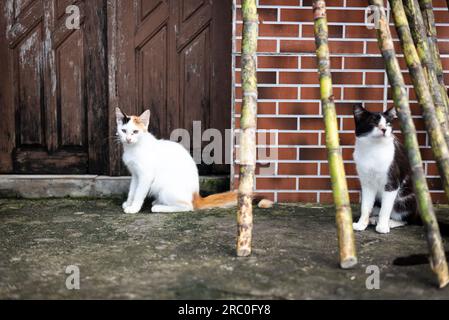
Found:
[121,129,126,133]
[133,130,139,134]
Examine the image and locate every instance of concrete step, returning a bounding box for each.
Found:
[0,175,230,199]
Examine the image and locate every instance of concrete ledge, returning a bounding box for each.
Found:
[0,175,230,199]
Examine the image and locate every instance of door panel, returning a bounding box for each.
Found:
[17,24,44,147]
[0,0,108,174]
[111,0,231,175]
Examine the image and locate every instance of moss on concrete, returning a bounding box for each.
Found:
[0,199,448,299]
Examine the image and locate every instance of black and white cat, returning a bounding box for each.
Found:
[352,104,418,234]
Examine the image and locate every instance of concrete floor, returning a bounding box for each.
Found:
[0,199,449,299]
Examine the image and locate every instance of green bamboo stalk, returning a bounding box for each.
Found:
[386,0,449,288]
[313,0,357,269]
[403,0,449,147]
[389,0,449,201]
[236,0,258,257]
[418,0,449,117]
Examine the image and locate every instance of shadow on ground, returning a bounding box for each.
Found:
[0,199,448,299]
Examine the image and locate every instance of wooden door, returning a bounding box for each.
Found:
[108,0,232,175]
[0,0,108,174]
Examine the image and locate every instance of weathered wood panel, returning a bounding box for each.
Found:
[0,0,108,174]
[57,30,85,147]
[108,0,232,175]
[137,26,168,139]
[17,24,44,146]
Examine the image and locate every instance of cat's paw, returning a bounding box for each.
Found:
[123,205,141,214]
[376,223,390,234]
[353,222,368,231]
[122,201,131,209]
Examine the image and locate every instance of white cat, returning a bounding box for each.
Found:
[116,108,241,214]
[352,104,418,234]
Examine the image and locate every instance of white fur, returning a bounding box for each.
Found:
[117,110,199,214]
[353,116,404,234]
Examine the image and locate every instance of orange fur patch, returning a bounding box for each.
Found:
[192,191,237,210]
[130,116,148,131]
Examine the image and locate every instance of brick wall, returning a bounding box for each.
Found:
[232,0,449,204]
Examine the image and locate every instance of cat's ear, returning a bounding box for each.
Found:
[116,107,128,125]
[353,104,367,120]
[139,109,151,129]
[384,107,397,120]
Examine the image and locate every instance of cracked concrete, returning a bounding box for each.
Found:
[0,199,449,299]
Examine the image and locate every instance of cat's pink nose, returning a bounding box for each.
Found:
[126,138,132,143]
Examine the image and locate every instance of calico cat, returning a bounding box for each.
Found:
[116,108,272,214]
[352,104,418,234]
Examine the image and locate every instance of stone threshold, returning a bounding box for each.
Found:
[0,175,230,199]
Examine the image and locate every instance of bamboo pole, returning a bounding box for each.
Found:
[384,0,449,288]
[236,0,258,257]
[403,0,449,147]
[313,0,357,269]
[389,0,449,200]
[418,0,449,118]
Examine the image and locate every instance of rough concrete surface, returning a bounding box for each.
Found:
[0,199,449,299]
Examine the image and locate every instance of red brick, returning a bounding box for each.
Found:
[427,163,439,176]
[257,148,297,161]
[430,192,447,205]
[344,57,385,70]
[278,192,317,203]
[321,162,357,176]
[279,102,320,115]
[279,71,319,84]
[280,40,319,53]
[345,26,377,39]
[301,56,343,69]
[300,148,327,160]
[259,24,299,38]
[255,192,275,202]
[259,87,298,100]
[344,87,384,100]
[332,72,363,85]
[301,86,342,100]
[335,103,358,115]
[279,132,319,145]
[278,162,318,175]
[234,117,297,130]
[235,102,276,115]
[259,0,300,5]
[258,56,298,69]
[300,118,326,130]
[343,0,371,7]
[235,71,277,84]
[256,178,296,190]
[320,192,360,204]
[365,72,385,85]
[302,24,343,39]
[236,8,278,22]
[303,0,344,6]
[329,41,364,54]
[258,117,298,130]
[235,39,278,52]
[280,8,313,22]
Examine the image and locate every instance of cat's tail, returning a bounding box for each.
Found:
[192,192,274,210]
